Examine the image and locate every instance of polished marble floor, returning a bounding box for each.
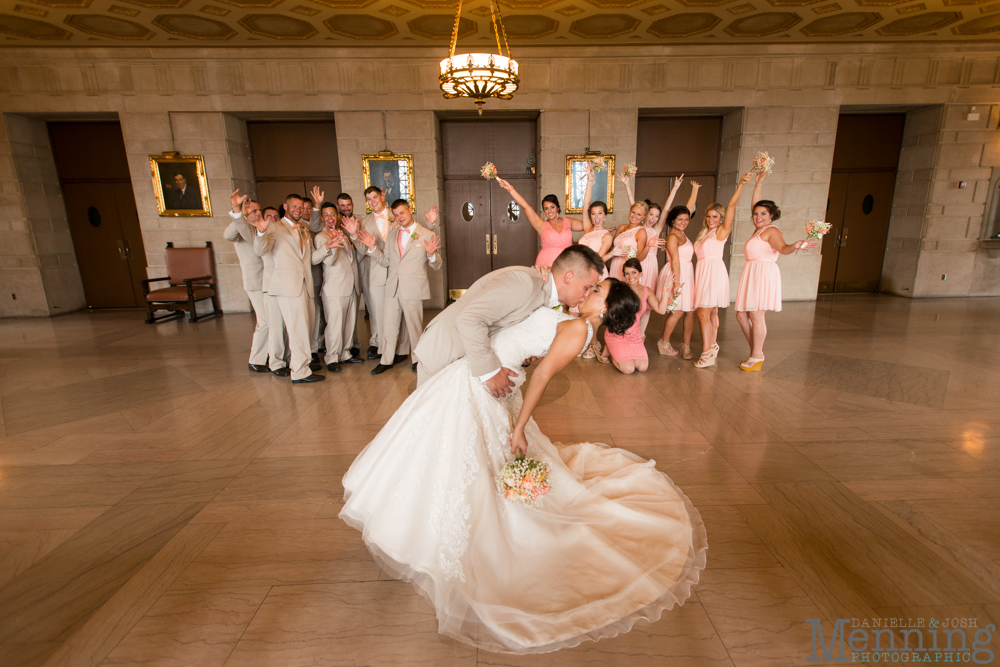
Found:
[1,294,999,666]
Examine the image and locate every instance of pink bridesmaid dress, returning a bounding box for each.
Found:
[655,237,695,313]
[736,224,782,312]
[693,233,729,309]
[578,228,611,279]
[639,225,659,289]
[535,218,573,267]
[609,225,641,280]
[604,286,649,362]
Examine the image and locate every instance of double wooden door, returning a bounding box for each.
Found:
[445,178,537,295]
[819,171,897,293]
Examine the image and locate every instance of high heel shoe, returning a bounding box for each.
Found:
[657,340,678,356]
[740,356,764,371]
[680,344,693,360]
[694,346,718,369]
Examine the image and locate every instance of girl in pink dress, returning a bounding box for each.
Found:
[599,262,681,374]
[735,171,817,371]
[578,165,614,276]
[496,178,588,267]
[609,203,659,280]
[689,173,749,368]
[655,206,698,359]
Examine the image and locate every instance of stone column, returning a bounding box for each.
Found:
[0,113,85,317]
[883,104,1000,297]
[334,110,446,308]
[119,111,256,313]
[723,105,838,301]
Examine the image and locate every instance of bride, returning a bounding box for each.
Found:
[340,277,707,654]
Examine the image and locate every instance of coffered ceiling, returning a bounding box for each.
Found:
[1,0,998,46]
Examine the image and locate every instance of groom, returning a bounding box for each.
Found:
[414,245,604,395]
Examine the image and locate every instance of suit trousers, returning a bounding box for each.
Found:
[322,294,358,364]
[311,264,324,354]
[380,294,424,366]
[274,289,314,381]
[267,293,289,372]
[359,258,380,349]
[368,282,386,352]
[247,289,269,366]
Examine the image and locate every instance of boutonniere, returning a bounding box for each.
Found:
[410,231,419,241]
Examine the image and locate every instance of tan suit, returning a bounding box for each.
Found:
[224,213,268,366]
[306,208,324,355]
[376,223,442,365]
[312,230,360,364]
[255,218,315,380]
[352,208,392,351]
[414,266,553,384]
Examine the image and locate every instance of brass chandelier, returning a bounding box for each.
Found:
[439,0,519,115]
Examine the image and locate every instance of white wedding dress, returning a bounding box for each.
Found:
[340,307,707,654]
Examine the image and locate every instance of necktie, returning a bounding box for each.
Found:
[398,229,405,257]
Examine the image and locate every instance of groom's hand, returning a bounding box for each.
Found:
[486,367,516,398]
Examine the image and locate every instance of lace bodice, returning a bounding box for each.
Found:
[490,307,591,382]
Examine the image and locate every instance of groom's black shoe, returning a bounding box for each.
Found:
[342,356,364,365]
[371,363,394,376]
[367,345,380,360]
[249,363,269,373]
[350,347,360,358]
[392,354,408,365]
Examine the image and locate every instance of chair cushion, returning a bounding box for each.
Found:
[146,285,215,302]
[165,247,214,285]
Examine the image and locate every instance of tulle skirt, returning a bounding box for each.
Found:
[693,257,729,309]
[639,251,659,290]
[656,261,695,313]
[736,259,782,312]
[340,358,707,654]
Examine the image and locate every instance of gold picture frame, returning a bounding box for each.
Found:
[565,154,615,215]
[362,153,415,214]
[149,153,212,217]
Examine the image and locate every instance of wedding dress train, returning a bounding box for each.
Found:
[340,307,707,654]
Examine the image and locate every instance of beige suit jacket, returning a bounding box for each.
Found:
[414,266,554,378]
[352,210,393,287]
[224,214,264,291]
[254,218,314,299]
[311,230,360,298]
[384,224,442,301]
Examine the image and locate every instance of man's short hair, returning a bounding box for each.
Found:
[363,186,382,198]
[320,201,338,212]
[552,245,604,278]
[390,198,409,211]
[301,198,313,208]
[262,206,279,217]
[285,193,304,206]
[336,193,352,202]
[172,172,184,179]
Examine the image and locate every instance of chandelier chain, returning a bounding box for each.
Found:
[448,0,463,59]
[493,0,512,59]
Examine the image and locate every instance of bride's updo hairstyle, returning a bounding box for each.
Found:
[553,245,605,277]
[603,279,641,336]
[752,200,781,221]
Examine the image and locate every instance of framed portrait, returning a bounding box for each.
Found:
[362,153,414,214]
[149,154,212,217]
[565,154,615,215]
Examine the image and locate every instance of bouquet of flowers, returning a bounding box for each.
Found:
[664,282,683,313]
[751,151,775,174]
[498,456,551,508]
[480,162,498,180]
[591,156,607,173]
[805,219,832,241]
[625,245,638,259]
[622,162,638,179]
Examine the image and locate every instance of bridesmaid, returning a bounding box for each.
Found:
[577,164,615,275]
[496,178,588,267]
[655,205,699,359]
[598,263,679,374]
[609,202,659,281]
[735,171,817,370]
[690,172,749,368]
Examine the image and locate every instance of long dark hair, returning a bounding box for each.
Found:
[542,194,561,213]
[604,279,641,335]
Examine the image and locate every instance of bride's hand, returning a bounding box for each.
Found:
[533,264,551,282]
[510,427,528,457]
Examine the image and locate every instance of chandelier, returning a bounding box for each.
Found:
[439,0,519,115]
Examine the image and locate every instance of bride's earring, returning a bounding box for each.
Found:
[600,308,606,318]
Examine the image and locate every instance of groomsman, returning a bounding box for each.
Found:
[252,194,324,384]
[224,190,269,373]
[301,193,324,362]
[336,193,363,357]
[345,187,392,361]
[312,202,363,373]
[259,206,289,375]
[366,200,442,375]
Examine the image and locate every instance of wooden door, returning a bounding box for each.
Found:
[62,182,139,308]
[112,182,149,305]
[491,178,538,271]
[833,172,898,293]
[819,172,850,293]
[445,179,492,293]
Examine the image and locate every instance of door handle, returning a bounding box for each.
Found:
[838,228,849,247]
[118,240,128,261]
[486,234,491,255]
[123,239,132,260]
[493,235,498,255]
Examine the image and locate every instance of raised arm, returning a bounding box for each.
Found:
[685,180,701,214]
[307,185,325,233]
[720,172,753,241]
[762,227,816,255]
[253,225,277,257]
[580,165,596,233]
[510,318,590,456]
[618,169,635,207]
[752,170,766,208]
[497,177,544,235]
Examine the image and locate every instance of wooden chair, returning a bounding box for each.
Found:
[139,241,223,323]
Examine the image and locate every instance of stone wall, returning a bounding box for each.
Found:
[0,113,85,317]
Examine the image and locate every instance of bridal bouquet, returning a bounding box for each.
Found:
[590,156,607,174]
[498,456,551,508]
[805,219,832,241]
[480,162,498,180]
[622,162,638,179]
[751,151,775,174]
